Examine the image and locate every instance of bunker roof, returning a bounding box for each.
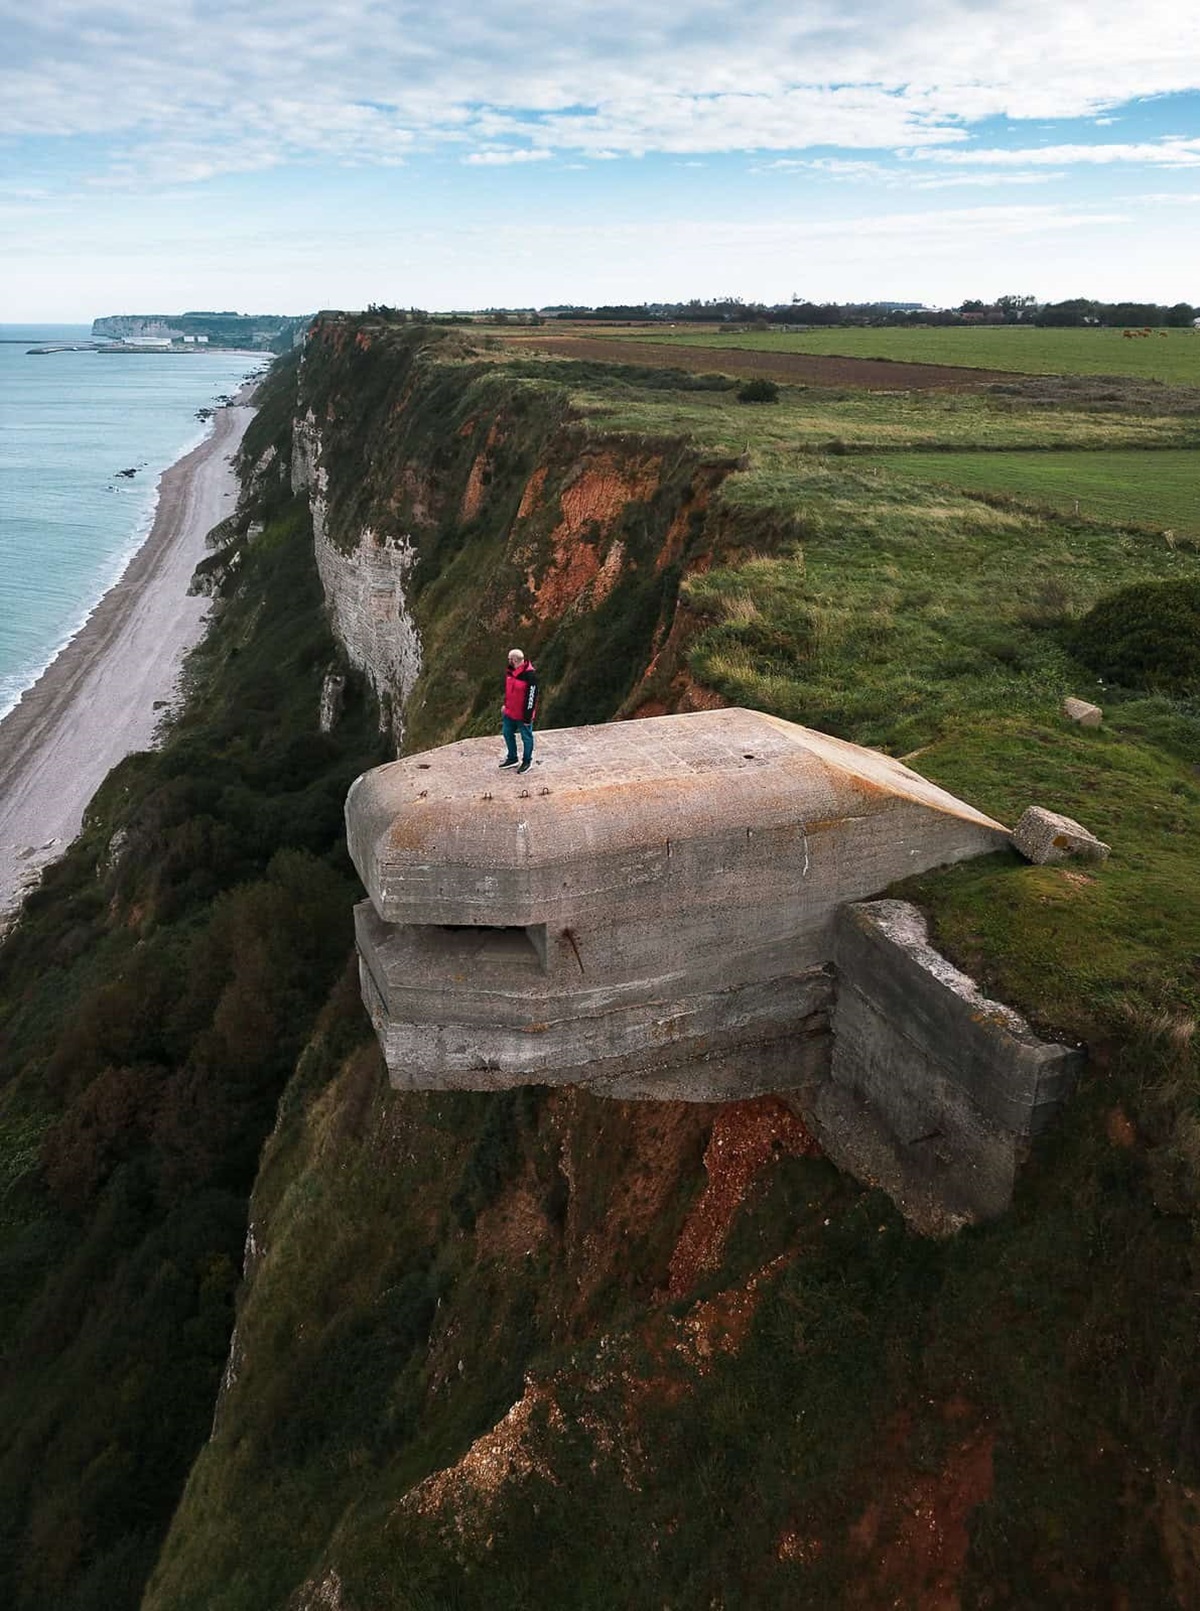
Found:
[347,709,1008,922]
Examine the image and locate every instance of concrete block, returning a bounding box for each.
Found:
[1012,806,1110,866]
[1063,696,1103,728]
[346,709,1011,1098]
[824,900,1084,1223]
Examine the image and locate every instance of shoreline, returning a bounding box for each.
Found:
[0,386,259,925]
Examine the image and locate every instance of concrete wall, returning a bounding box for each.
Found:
[808,900,1084,1229]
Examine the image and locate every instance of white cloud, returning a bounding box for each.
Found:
[2,1,1199,182]
[757,157,891,178]
[463,148,552,165]
[911,171,1066,189]
[755,156,1065,188]
[916,137,1200,168]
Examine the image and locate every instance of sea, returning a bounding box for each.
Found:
[0,324,266,723]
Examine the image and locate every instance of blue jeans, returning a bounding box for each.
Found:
[502,714,533,765]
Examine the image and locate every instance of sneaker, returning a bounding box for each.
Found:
[517,759,531,773]
[499,758,519,769]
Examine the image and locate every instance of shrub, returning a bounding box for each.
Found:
[1073,578,1200,694]
[736,378,780,404]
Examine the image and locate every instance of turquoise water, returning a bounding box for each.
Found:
[0,326,265,720]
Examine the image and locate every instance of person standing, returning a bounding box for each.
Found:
[499,647,539,773]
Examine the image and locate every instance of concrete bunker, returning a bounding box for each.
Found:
[346,708,1081,1225]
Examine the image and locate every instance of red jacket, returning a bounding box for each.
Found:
[503,660,539,723]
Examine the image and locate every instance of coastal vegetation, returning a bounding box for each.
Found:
[1,319,1199,1607]
[0,356,390,1608]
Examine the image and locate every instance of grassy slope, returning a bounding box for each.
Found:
[143,326,1200,1609]
[871,449,1200,539]
[564,374,1200,451]
[585,324,1200,385]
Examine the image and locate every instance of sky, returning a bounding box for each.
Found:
[3,0,1200,318]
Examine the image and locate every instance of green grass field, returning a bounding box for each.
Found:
[871,448,1200,537]
[593,325,1200,385]
[559,375,1199,455]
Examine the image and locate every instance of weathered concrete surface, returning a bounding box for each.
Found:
[817,900,1084,1228]
[347,709,1010,1098]
[1012,805,1110,866]
[357,894,834,1097]
[1063,696,1103,728]
[348,708,1008,930]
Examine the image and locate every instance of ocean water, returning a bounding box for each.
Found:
[0,325,266,721]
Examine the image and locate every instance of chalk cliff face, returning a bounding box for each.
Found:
[291,406,422,741]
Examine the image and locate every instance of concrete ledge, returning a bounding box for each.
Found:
[362,947,834,1095]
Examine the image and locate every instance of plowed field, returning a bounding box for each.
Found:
[498,332,1007,390]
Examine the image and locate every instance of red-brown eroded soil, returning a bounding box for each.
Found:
[672,1253,793,1373]
[843,1401,995,1610]
[525,452,662,621]
[516,464,548,520]
[460,422,503,521]
[500,333,1011,391]
[667,1097,821,1298]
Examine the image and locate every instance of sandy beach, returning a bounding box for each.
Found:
[0,392,257,925]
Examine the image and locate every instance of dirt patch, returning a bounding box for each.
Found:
[460,423,502,522]
[400,1377,565,1533]
[473,1175,553,1261]
[516,464,548,520]
[559,453,662,528]
[844,1404,995,1610]
[526,532,604,622]
[667,1098,821,1299]
[673,1253,792,1373]
[624,566,726,719]
[1158,1471,1200,1608]
[1105,1106,1138,1149]
[390,465,437,527]
[591,538,626,606]
[500,333,1011,392]
[460,453,488,521]
[552,1092,711,1320]
[629,669,726,721]
[654,473,720,575]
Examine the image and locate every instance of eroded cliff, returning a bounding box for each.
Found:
[141,318,1200,1610]
[289,318,738,749]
